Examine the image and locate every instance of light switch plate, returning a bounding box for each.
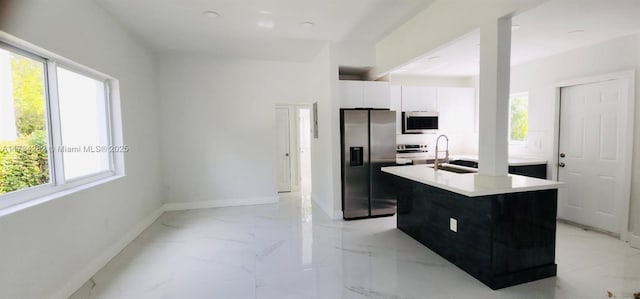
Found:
[450,218,457,232]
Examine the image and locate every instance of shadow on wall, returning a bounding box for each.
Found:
[0,0,15,28]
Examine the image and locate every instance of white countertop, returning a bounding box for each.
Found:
[395,153,547,166]
[382,164,563,197]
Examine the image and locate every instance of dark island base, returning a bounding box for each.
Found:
[490,264,557,290]
[394,177,558,290]
[449,160,548,179]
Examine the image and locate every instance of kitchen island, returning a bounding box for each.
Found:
[382,164,563,290]
[396,153,549,179]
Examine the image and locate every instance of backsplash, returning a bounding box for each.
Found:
[396,133,475,155]
[396,133,436,146]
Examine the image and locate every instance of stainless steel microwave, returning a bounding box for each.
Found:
[402,111,439,134]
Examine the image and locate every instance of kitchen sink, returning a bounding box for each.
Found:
[430,165,477,174]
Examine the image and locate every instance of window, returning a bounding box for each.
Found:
[509,93,529,142]
[0,37,123,209]
[0,47,51,194]
[57,67,111,180]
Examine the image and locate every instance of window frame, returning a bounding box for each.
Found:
[508,92,529,144]
[0,33,124,211]
[52,62,116,182]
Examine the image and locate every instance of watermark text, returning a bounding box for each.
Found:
[0,145,130,153]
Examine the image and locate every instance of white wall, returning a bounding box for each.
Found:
[507,33,640,241]
[308,45,338,217]
[0,0,162,298]
[157,53,326,207]
[332,41,376,71]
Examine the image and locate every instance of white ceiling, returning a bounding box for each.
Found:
[392,0,640,77]
[95,0,434,61]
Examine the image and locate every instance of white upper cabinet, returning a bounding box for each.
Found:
[339,80,390,109]
[340,81,475,137]
[339,80,364,108]
[363,81,390,109]
[436,87,476,134]
[389,85,401,111]
[401,86,437,111]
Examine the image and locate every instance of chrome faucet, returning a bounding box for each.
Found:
[434,134,449,171]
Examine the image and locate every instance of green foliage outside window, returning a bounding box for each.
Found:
[0,53,49,195]
[0,131,49,193]
[510,95,528,142]
[11,55,46,135]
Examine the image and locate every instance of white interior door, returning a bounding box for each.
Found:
[276,108,291,192]
[558,78,629,234]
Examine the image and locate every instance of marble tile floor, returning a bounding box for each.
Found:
[70,193,640,299]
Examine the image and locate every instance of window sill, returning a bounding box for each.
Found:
[0,174,125,218]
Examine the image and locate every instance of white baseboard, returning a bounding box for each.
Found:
[631,233,640,249]
[49,205,164,299]
[311,194,343,220]
[310,193,330,218]
[163,196,278,211]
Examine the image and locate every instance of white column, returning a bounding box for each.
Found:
[0,49,18,141]
[475,15,512,188]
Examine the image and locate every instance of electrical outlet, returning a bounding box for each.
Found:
[450,218,457,232]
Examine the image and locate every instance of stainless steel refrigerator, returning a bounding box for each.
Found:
[340,109,397,220]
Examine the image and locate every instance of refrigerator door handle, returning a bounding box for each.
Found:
[350,147,364,166]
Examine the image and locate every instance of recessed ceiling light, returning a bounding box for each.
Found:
[259,10,272,15]
[300,21,315,28]
[567,29,585,36]
[257,20,275,29]
[202,11,220,18]
[511,25,521,31]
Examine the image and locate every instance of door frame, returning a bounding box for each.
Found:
[295,105,313,192]
[553,70,635,241]
[275,103,313,193]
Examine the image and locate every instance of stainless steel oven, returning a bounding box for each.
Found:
[402,111,438,134]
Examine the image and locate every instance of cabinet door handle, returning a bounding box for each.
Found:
[558,162,565,167]
[560,153,566,158]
